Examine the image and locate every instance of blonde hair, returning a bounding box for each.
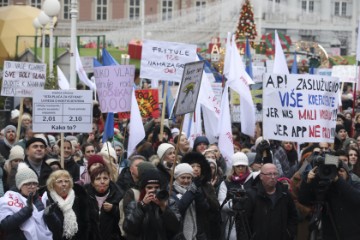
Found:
[46,170,74,192]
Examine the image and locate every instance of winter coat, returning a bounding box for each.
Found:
[124,199,181,240]
[246,181,298,240]
[299,177,360,240]
[0,140,11,160]
[116,167,137,195]
[64,157,80,182]
[24,157,52,195]
[85,181,123,240]
[42,184,90,240]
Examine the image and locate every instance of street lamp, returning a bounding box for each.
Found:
[43,0,61,79]
[70,0,78,89]
[37,11,50,63]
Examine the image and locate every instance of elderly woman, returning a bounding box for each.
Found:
[85,166,123,240]
[42,170,89,240]
[170,163,209,240]
[218,152,256,240]
[124,169,181,240]
[0,163,53,239]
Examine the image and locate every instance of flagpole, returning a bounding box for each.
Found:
[169,114,185,195]
[16,98,24,142]
[160,81,168,140]
[60,132,64,169]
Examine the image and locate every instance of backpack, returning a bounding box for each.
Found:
[118,188,140,237]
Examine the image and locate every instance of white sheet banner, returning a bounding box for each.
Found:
[263,74,340,143]
[140,40,197,82]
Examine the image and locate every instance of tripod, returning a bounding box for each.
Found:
[221,196,252,240]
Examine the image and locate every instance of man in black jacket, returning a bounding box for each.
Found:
[246,163,297,240]
[24,137,52,195]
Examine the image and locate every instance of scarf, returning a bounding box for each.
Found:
[50,189,78,239]
[231,170,251,185]
[0,191,52,240]
[173,181,197,240]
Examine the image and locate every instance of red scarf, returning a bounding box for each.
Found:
[231,170,251,185]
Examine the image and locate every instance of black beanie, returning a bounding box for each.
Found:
[335,124,346,133]
[140,169,162,189]
[26,137,47,149]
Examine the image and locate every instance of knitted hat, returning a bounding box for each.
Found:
[8,145,25,162]
[4,125,16,133]
[26,137,47,149]
[335,124,346,133]
[232,152,249,166]
[174,163,194,179]
[140,169,162,189]
[87,154,106,172]
[100,142,117,160]
[15,163,38,189]
[157,143,175,160]
[11,109,19,120]
[193,136,209,150]
[171,128,180,138]
[47,135,56,147]
[137,161,157,179]
[46,158,61,168]
[113,141,124,150]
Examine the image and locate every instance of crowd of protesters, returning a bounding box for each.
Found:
[0,91,359,240]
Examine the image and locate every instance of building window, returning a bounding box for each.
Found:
[63,0,70,19]
[301,0,314,13]
[96,0,107,20]
[129,0,140,20]
[30,0,42,9]
[335,1,347,16]
[196,1,206,23]
[268,0,281,13]
[0,0,9,7]
[162,0,173,21]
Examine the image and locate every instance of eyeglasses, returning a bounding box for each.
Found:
[261,172,279,178]
[23,182,38,187]
[55,179,71,184]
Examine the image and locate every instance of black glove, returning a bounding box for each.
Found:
[193,177,202,188]
[27,192,34,211]
[44,202,58,216]
[257,140,270,154]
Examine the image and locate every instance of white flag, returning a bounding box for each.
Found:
[228,35,255,137]
[75,46,96,90]
[127,89,146,157]
[273,30,290,74]
[218,82,234,170]
[57,66,69,90]
[223,32,232,79]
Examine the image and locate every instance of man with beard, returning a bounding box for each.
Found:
[0,125,17,159]
[246,163,298,240]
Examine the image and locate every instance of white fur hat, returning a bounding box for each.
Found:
[174,163,194,179]
[15,163,38,189]
[231,152,249,167]
[157,143,175,160]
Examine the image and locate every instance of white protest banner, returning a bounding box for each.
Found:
[174,61,205,115]
[1,61,46,97]
[32,90,93,133]
[94,65,135,113]
[263,74,340,143]
[253,66,266,83]
[140,40,197,82]
[331,65,356,83]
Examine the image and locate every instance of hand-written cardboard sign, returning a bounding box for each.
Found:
[140,40,197,82]
[1,61,46,97]
[136,89,160,118]
[32,90,93,133]
[174,61,205,115]
[263,74,340,143]
[94,65,135,113]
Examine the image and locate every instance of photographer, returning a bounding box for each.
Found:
[299,156,360,240]
[218,152,257,240]
[254,138,284,177]
[246,163,298,240]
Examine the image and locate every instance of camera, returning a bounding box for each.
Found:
[311,153,339,181]
[154,189,169,201]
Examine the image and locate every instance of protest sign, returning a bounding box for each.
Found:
[1,61,46,97]
[80,56,95,73]
[263,74,340,143]
[32,90,93,133]
[136,89,160,118]
[174,61,205,115]
[140,40,197,82]
[94,65,134,113]
[331,65,356,83]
